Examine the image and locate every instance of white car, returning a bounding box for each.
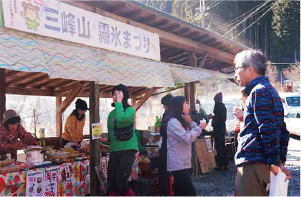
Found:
[284,109,300,136]
[279,92,300,115]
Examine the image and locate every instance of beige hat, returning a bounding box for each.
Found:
[2,109,20,123]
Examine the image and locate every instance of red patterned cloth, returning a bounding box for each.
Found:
[0,124,37,157]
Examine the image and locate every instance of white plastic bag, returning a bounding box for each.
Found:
[269,167,289,196]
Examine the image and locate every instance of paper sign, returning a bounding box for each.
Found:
[44,166,59,196]
[92,123,103,140]
[206,138,212,152]
[26,169,44,196]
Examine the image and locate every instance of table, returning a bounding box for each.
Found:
[0,160,89,196]
[0,153,139,196]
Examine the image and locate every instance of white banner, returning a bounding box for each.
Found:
[1,0,160,61]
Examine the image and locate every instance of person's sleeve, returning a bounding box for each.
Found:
[0,129,9,154]
[167,119,201,145]
[252,90,280,165]
[105,112,113,141]
[18,125,37,146]
[280,121,289,163]
[65,116,77,142]
[115,102,135,125]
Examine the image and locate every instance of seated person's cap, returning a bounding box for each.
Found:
[2,109,20,123]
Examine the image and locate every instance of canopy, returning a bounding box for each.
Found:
[0,28,230,88]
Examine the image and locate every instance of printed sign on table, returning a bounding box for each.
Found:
[26,169,44,196]
[44,166,59,196]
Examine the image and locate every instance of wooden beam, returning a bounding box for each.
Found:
[199,52,208,68]
[164,24,181,32]
[137,14,156,23]
[6,87,55,96]
[20,74,49,87]
[55,81,83,94]
[122,9,141,18]
[36,78,63,89]
[5,72,38,86]
[99,85,113,93]
[58,82,85,114]
[56,95,62,147]
[91,6,236,64]
[0,69,6,123]
[89,82,101,195]
[134,89,156,111]
[150,19,169,27]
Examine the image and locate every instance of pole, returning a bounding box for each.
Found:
[89,82,101,195]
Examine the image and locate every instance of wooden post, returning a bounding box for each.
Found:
[89,82,101,195]
[56,95,62,147]
[184,84,190,102]
[131,97,137,128]
[0,69,6,123]
[189,51,200,177]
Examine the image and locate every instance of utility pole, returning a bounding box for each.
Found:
[200,0,205,27]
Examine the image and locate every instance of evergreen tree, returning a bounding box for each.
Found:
[270,0,300,63]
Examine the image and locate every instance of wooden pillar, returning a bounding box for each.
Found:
[56,95,62,147]
[189,51,200,177]
[0,69,6,123]
[184,84,190,102]
[89,82,101,195]
[131,97,137,128]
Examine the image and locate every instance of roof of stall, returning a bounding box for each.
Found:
[0,0,246,98]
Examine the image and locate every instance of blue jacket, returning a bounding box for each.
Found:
[235,76,289,166]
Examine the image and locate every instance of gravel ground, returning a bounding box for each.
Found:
[132,137,300,196]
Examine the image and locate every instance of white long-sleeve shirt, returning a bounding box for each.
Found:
[167,118,202,171]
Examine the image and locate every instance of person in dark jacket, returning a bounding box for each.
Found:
[212,92,229,171]
[158,94,173,196]
[234,49,290,196]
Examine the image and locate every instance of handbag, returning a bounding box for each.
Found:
[113,112,134,141]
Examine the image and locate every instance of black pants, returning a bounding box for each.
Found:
[157,149,168,195]
[214,134,229,167]
[107,150,136,194]
[172,169,196,196]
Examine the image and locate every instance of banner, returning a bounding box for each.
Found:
[1,0,160,61]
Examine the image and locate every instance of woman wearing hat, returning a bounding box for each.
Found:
[62,98,89,146]
[0,109,37,160]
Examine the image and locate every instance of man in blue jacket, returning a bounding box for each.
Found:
[234,49,291,196]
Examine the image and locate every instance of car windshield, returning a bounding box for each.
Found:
[286,96,300,107]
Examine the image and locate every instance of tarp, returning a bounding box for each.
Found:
[0,28,231,87]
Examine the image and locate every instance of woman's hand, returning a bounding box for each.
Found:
[233,106,244,121]
[184,114,192,124]
[200,120,207,129]
[116,91,124,102]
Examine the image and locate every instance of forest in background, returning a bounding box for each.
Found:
[139,0,300,66]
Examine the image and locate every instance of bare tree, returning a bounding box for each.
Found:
[283,63,300,91]
[266,61,283,92]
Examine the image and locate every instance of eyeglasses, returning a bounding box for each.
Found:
[234,66,244,72]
